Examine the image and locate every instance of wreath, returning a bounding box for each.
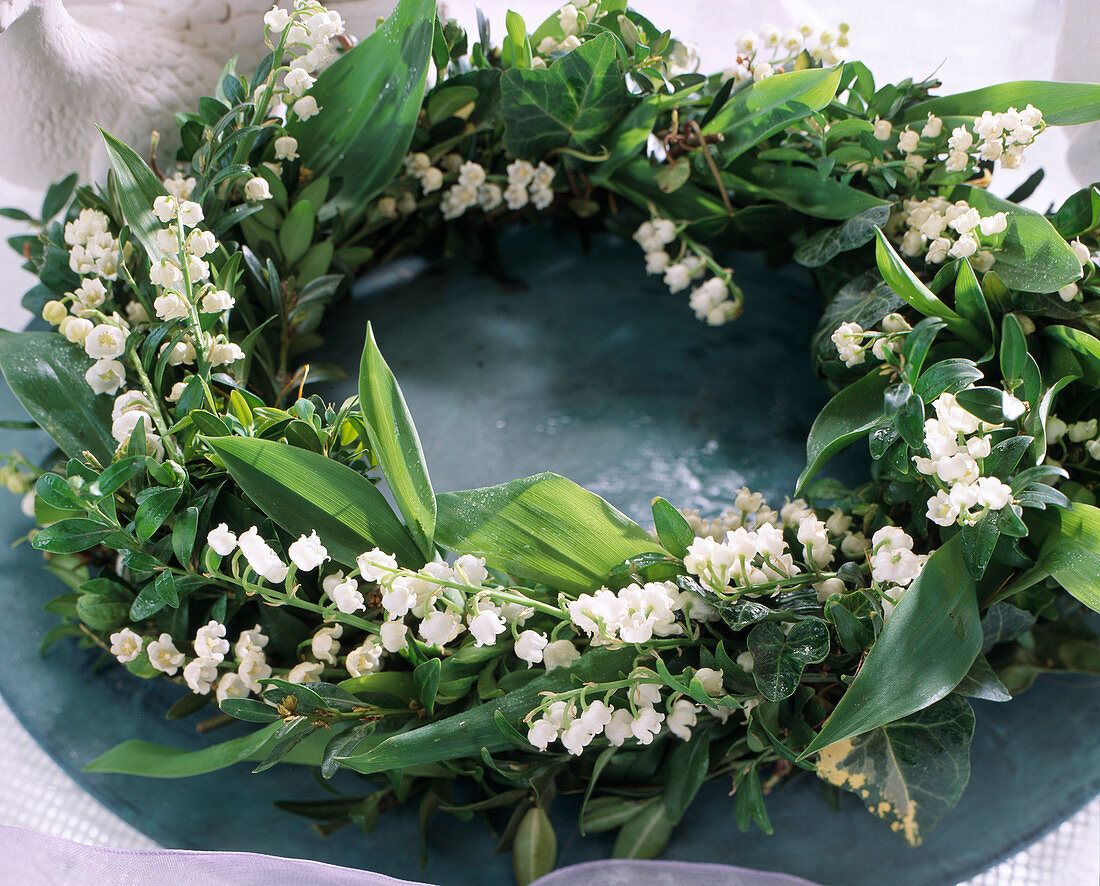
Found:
[3,1,1100,882]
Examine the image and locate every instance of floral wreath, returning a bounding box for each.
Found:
[2,1,1100,881]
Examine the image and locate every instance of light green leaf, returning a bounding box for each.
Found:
[358,322,435,560]
[797,367,891,492]
[902,80,1100,127]
[703,66,843,164]
[85,722,279,777]
[99,130,168,259]
[279,200,315,267]
[724,161,890,220]
[801,535,981,757]
[435,473,660,592]
[814,694,975,847]
[286,0,436,211]
[874,230,985,349]
[948,185,1080,293]
[0,331,115,462]
[339,647,636,773]
[1044,325,1100,387]
[500,33,635,159]
[612,797,675,859]
[206,436,423,567]
[513,807,556,886]
[1033,502,1100,613]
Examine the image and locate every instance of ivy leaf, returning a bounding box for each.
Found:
[0,331,115,463]
[814,694,975,847]
[747,618,831,701]
[793,205,893,268]
[501,34,634,160]
[435,473,660,593]
[801,535,981,757]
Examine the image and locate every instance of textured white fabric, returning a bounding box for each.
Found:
[0,1,1097,882]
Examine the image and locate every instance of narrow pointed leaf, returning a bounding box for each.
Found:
[99,130,168,259]
[85,722,280,777]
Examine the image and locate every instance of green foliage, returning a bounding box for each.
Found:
[1033,502,1100,613]
[903,80,1100,126]
[747,618,831,701]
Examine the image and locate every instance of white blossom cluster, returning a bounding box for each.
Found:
[724,21,848,84]
[1056,239,1093,303]
[945,105,1044,173]
[526,668,726,756]
[207,522,332,582]
[64,208,127,281]
[567,581,685,645]
[830,312,911,368]
[263,1,348,122]
[867,526,925,600]
[894,196,1006,266]
[916,393,1019,527]
[1046,414,1100,460]
[535,3,601,59]
[633,218,739,325]
[399,155,555,219]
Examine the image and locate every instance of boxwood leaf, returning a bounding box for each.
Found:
[513,807,556,886]
[612,797,675,859]
[814,694,975,847]
[0,331,115,462]
[359,322,436,560]
[800,535,981,757]
[205,436,423,567]
[435,473,661,593]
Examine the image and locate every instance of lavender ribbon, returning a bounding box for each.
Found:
[0,824,822,886]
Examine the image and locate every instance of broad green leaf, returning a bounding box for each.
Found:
[801,535,981,757]
[435,473,660,592]
[206,436,423,567]
[0,331,115,462]
[135,487,182,542]
[663,730,710,824]
[874,231,985,349]
[1052,185,1100,239]
[85,722,280,776]
[279,200,315,266]
[650,497,693,559]
[948,186,1080,293]
[612,797,675,859]
[32,519,127,554]
[500,33,634,159]
[286,0,436,211]
[99,130,168,259]
[814,694,975,847]
[513,807,556,886]
[902,80,1100,127]
[954,654,1011,702]
[747,618,831,701]
[702,67,843,164]
[1044,325,1100,385]
[723,161,890,220]
[75,594,129,630]
[358,323,436,560]
[1033,502,1100,613]
[797,367,891,492]
[339,647,636,772]
[582,796,647,834]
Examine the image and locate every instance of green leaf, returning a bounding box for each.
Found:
[663,730,710,824]
[339,647,636,773]
[75,594,129,630]
[172,506,199,567]
[86,722,281,777]
[747,618,831,701]
[1033,502,1100,613]
[793,205,893,268]
[286,0,436,211]
[814,694,975,847]
[801,535,981,758]
[279,200,315,266]
[99,130,168,259]
[32,518,125,553]
[947,185,1080,293]
[0,331,115,462]
[702,67,843,165]
[358,323,436,560]
[1052,185,1100,239]
[503,11,533,70]
[582,796,647,834]
[953,259,994,343]
[650,497,693,559]
[513,807,556,886]
[206,436,423,568]
[612,797,675,859]
[435,473,660,593]
[724,161,890,220]
[413,658,442,716]
[902,80,1100,127]
[1044,325,1100,384]
[954,654,1011,702]
[797,367,891,492]
[134,487,182,542]
[42,173,79,221]
[874,231,984,349]
[500,33,634,159]
[220,698,282,723]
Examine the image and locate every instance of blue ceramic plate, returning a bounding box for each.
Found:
[1,230,1098,885]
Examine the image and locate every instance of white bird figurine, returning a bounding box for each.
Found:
[0,0,395,188]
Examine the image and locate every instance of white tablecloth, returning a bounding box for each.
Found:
[0,1,1097,882]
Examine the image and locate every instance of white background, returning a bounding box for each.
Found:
[0,1,1096,882]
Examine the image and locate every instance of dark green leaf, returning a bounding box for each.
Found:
[32,518,123,553]
[981,602,1036,652]
[0,331,115,462]
[173,506,199,567]
[220,698,281,723]
[135,487,182,541]
[663,730,710,824]
[960,509,1001,579]
[793,205,892,268]
[650,497,693,559]
[75,594,129,630]
[501,34,634,159]
[914,359,984,402]
[612,797,675,859]
[814,694,975,846]
[414,658,442,716]
[42,173,79,221]
[747,618,830,701]
[99,131,168,258]
[206,436,423,568]
[954,654,1011,702]
[279,200,315,266]
[801,536,981,757]
[724,161,890,220]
